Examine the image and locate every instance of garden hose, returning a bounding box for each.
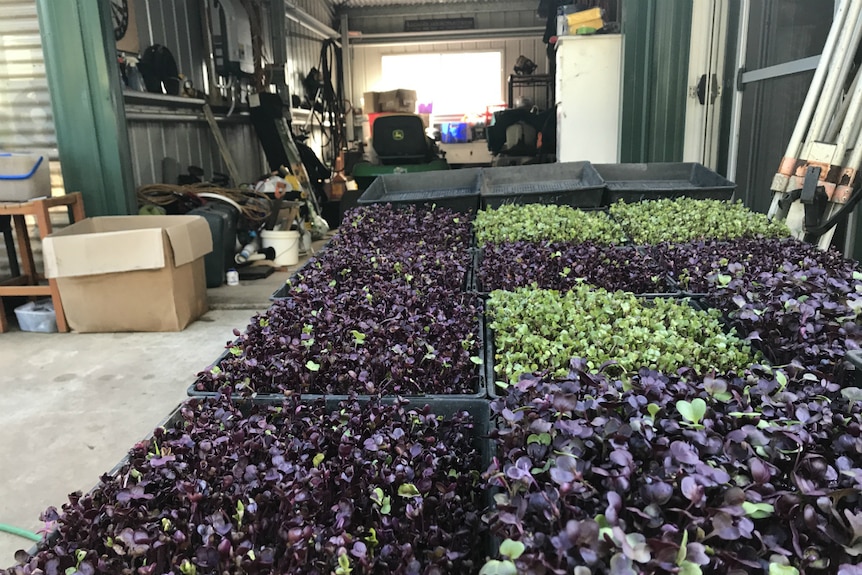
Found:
[0,523,41,542]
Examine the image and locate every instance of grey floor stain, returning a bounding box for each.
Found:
[53,373,76,382]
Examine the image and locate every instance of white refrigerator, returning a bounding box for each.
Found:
[555,34,623,163]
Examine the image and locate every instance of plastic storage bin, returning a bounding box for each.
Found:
[0,152,51,202]
[357,168,482,213]
[14,299,58,332]
[480,162,605,208]
[595,162,736,204]
[186,202,238,288]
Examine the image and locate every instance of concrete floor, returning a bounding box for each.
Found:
[0,249,320,565]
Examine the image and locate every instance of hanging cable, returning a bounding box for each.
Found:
[312,38,347,168]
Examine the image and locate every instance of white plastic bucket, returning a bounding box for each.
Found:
[261,230,300,266]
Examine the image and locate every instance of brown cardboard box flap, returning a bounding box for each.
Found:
[43,215,212,278]
[163,216,212,266]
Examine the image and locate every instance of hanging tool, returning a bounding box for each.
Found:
[768,0,862,251]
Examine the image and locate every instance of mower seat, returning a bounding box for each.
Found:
[372,114,438,165]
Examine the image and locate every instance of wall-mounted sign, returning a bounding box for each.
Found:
[404,18,475,32]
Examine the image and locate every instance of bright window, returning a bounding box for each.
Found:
[380,51,503,116]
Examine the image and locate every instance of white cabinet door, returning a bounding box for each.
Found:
[555,35,622,163]
[683,0,730,168]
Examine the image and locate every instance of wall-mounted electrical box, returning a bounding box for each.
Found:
[211,0,254,76]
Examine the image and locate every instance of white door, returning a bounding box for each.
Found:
[682,0,729,168]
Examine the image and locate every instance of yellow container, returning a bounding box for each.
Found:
[567,7,604,29]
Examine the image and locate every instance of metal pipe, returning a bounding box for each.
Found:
[285,1,340,41]
[199,0,220,103]
[826,62,862,141]
[801,0,862,146]
[727,0,750,182]
[832,64,862,165]
[125,112,249,123]
[350,27,545,46]
[842,107,862,174]
[814,8,862,141]
[341,13,355,142]
[782,0,853,160]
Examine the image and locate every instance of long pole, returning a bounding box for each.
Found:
[341,13,355,142]
[726,0,750,182]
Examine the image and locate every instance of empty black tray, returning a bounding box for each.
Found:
[480,161,605,209]
[595,162,736,204]
[357,168,481,213]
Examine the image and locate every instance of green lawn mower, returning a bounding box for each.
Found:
[352,113,450,191]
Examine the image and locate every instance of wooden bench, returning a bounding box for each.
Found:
[0,192,86,332]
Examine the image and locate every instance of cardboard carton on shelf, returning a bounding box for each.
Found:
[42,215,212,333]
[362,89,418,113]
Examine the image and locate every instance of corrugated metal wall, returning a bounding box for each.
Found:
[125,0,337,187]
[285,0,336,100]
[126,0,266,187]
[619,0,692,163]
[0,0,63,197]
[735,0,833,214]
[132,0,206,91]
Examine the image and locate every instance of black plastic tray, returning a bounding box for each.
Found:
[31,397,493,557]
[357,168,482,213]
[485,294,718,399]
[480,162,605,209]
[188,314,489,400]
[270,244,328,299]
[474,246,681,297]
[595,162,736,204]
[272,244,475,299]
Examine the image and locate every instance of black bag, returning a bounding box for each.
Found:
[139,44,181,95]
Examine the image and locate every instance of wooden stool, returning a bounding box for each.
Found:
[0,192,86,332]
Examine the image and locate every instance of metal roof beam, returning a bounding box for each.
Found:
[337,1,538,19]
[285,1,341,42]
[349,25,544,46]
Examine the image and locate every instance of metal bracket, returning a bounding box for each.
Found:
[801,165,822,204]
[696,74,707,105]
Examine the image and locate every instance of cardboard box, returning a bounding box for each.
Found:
[362,91,381,114]
[42,216,212,333]
[362,89,418,113]
[381,89,417,112]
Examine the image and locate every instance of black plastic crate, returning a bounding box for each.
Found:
[596,162,736,204]
[480,162,605,209]
[357,168,481,213]
[188,314,489,400]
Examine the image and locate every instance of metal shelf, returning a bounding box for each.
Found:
[507,74,553,109]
